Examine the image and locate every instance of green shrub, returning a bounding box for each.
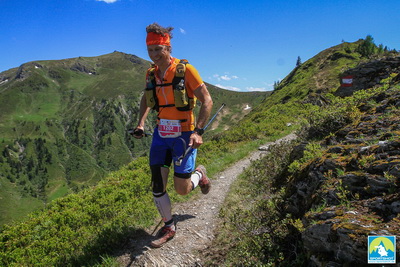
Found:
[288,142,323,173]
[0,157,156,266]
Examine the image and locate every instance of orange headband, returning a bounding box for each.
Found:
[146,32,171,46]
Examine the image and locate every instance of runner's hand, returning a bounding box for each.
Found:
[131,127,144,139]
[189,132,203,149]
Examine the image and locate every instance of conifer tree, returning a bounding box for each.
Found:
[377,44,385,54]
[357,35,376,58]
[296,56,302,67]
[273,80,280,90]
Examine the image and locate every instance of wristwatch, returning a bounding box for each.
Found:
[193,127,204,136]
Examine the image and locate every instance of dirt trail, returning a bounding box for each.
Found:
[117,133,297,266]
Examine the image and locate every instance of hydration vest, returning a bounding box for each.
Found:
[145,59,196,112]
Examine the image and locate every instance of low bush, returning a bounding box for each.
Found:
[0,157,156,266]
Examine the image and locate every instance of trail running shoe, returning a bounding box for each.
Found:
[151,225,176,248]
[196,165,211,194]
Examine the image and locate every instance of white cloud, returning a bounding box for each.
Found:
[212,74,239,81]
[180,28,186,34]
[246,86,268,92]
[216,84,241,91]
[96,0,118,3]
[220,75,231,81]
[266,82,275,87]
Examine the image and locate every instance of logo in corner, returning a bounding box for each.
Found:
[368,236,396,264]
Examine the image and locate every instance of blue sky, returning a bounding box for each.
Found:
[1,0,399,92]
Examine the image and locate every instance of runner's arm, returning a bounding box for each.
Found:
[189,83,213,148]
[133,93,151,138]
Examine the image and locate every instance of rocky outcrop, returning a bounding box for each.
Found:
[124,53,145,65]
[15,62,43,80]
[335,56,400,97]
[287,87,400,265]
[70,61,96,75]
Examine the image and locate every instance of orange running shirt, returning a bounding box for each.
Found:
[146,57,203,131]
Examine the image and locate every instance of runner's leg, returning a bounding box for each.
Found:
[172,133,198,195]
[152,166,174,228]
[150,164,176,248]
[150,131,175,229]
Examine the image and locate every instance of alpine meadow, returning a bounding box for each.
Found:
[1,36,400,266]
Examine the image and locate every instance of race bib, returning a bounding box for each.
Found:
[158,119,182,138]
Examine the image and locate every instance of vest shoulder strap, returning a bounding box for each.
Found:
[147,59,189,86]
[145,59,195,111]
[173,59,188,84]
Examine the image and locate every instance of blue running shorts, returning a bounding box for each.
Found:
[150,127,197,176]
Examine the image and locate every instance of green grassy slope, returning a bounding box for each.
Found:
[266,40,363,105]
[0,52,148,225]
